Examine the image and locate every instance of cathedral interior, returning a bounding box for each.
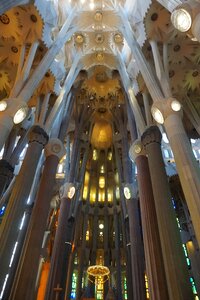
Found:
[0,0,200,299]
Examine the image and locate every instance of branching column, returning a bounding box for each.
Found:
[9,139,65,300]
[0,125,48,297]
[120,116,145,300]
[76,206,89,299]
[44,190,73,300]
[113,206,123,300]
[127,198,146,300]
[130,140,169,300]
[141,125,193,300]
[164,110,200,246]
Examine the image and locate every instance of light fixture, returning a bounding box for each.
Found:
[134,143,142,154]
[124,186,131,200]
[99,223,104,229]
[171,100,181,111]
[162,132,169,144]
[68,186,76,199]
[151,106,164,124]
[0,100,7,111]
[87,265,110,284]
[171,8,192,32]
[13,106,28,124]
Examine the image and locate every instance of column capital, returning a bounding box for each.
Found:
[141,125,162,147]
[129,139,146,162]
[29,125,49,146]
[45,138,65,159]
[59,182,76,199]
[151,98,183,125]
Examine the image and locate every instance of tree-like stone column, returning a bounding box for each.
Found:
[44,182,74,300]
[0,125,49,298]
[163,108,200,246]
[130,140,169,300]
[141,125,193,300]
[127,197,146,300]
[9,139,65,300]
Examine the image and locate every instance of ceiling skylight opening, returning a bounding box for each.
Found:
[90,1,95,10]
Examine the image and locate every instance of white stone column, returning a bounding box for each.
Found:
[152,99,200,246]
[141,125,193,300]
[121,16,200,247]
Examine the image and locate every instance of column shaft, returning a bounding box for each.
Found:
[127,199,146,300]
[0,126,48,297]
[113,208,123,300]
[44,197,72,300]
[9,153,60,300]
[136,155,169,300]
[165,114,200,246]
[142,126,193,300]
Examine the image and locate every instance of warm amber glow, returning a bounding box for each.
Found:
[84,171,90,183]
[107,189,113,202]
[83,186,88,200]
[98,189,105,202]
[90,187,96,203]
[100,165,105,173]
[107,151,112,160]
[99,176,105,188]
[87,265,110,279]
[186,240,195,253]
[86,230,90,241]
[91,121,113,149]
[37,262,50,300]
[145,274,150,299]
[93,149,98,160]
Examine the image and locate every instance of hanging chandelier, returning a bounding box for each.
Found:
[87,265,110,285]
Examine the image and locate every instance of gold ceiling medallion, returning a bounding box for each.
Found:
[94,11,103,22]
[75,33,84,44]
[95,33,104,44]
[96,52,104,62]
[114,32,123,44]
[0,14,10,24]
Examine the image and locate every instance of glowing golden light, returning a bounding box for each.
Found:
[87,265,110,285]
[99,176,105,188]
[91,121,112,149]
[107,151,112,160]
[93,149,98,160]
[83,186,88,200]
